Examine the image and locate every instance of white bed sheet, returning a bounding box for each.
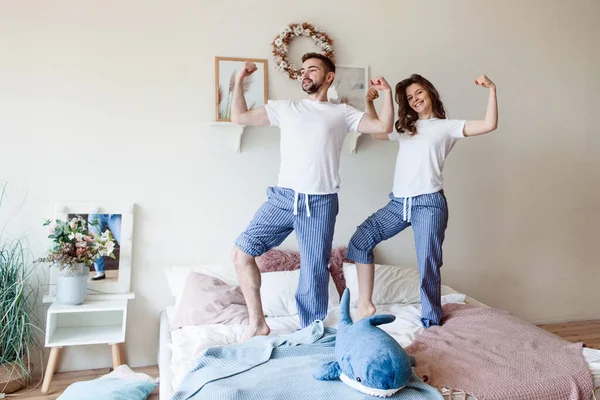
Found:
[159,288,600,400]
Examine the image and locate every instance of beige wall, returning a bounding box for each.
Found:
[0,0,598,371]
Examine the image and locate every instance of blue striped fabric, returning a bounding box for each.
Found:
[171,321,443,400]
[235,186,338,328]
[346,191,448,328]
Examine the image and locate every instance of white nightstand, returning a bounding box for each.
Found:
[41,202,137,394]
[41,299,130,394]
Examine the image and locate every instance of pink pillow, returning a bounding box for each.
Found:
[256,248,300,272]
[329,246,349,297]
[255,246,348,297]
[170,271,249,329]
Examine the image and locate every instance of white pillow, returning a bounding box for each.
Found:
[164,265,340,318]
[342,262,421,306]
[260,269,340,317]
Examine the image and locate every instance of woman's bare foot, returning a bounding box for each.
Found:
[357,302,376,320]
[242,321,271,341]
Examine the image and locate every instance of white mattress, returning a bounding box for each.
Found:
[158,287,600,400]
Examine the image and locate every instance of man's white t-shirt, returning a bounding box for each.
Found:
[265,99,365,195]
[388,118,466,198]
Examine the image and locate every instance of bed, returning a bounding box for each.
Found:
[157,262,600,400]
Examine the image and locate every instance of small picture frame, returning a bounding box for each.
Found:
[215,56,268,122]
[328,65,370,112]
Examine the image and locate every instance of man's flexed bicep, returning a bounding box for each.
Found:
[231,105,270,126]
[231,61,271,127]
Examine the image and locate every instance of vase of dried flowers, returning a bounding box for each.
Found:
[36,215,116,305]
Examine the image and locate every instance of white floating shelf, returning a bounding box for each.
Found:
[347,132,362,154]
[209,122,362,154]
[209,121,246,153]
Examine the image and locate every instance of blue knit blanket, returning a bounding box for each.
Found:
[171,321,442,400]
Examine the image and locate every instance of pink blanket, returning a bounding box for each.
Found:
[405,303,594,400]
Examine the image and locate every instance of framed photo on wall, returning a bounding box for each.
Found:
[215,56,268,122]
[327,65,369,111]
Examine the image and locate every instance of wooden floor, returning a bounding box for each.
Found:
[537,319,600,350]
[10,366,159,400]
[9,320,600,399]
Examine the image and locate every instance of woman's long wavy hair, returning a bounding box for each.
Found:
[395,74,446,136]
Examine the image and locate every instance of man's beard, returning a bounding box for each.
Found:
[302,79,322,94]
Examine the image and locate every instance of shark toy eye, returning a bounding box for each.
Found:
[356,377,361,382]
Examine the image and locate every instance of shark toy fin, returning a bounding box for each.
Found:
[313,361,342,381]
[340,288,353,325]
[367,314,396,327]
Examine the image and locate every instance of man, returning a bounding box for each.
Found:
[231,52,394,339]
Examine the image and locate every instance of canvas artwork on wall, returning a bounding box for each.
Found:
[327,66,369,111]
[215,56,268,122]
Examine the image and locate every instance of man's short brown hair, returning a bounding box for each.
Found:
[301,52,335,74]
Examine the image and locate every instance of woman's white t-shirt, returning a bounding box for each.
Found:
[266,99,365,195]
[388,118,466,198]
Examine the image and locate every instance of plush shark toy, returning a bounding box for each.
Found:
[313,288,414,398]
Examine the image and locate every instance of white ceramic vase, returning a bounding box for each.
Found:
[56,263,89,305]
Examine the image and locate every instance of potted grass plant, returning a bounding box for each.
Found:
[0,239,41,393]
[0,185,42,394]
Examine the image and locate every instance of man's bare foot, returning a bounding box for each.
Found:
[242,321,271,341]
[357,303,376,320]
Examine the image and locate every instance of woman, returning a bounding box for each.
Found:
[346,74,498,327]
